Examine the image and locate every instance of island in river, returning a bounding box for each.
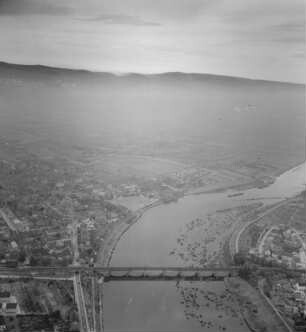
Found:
[101,162,306,332]
[0,63,305,332]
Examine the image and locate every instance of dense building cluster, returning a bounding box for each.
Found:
[248,225,306,270]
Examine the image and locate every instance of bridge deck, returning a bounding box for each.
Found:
[0,266,304,282]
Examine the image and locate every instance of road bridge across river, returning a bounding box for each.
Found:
[0,265,305,332]
[0,265,305,281]
[0,266,241,281]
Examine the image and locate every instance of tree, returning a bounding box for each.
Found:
[262,281,271,298]
[18,250,26,263]
[50,310,61,320]
[40,256,52,266]
[233,252,246,266]
[29,256,38,266]
[238,264,252,280]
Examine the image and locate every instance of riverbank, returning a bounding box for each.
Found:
[97,182,242,267]
[97,161,305,268]
[186,179,259,196]
[187,160,306,197]
[226,277,290,332]
[170,203,262,267]
[97,201,162,266]
[98,181,258,267]
[232,193,304,260]
[101,162,305,332]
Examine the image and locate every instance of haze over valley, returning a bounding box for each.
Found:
[0,1,305,331]
[1,62,304,186]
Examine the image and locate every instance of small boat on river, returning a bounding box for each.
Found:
[227,192,243,198]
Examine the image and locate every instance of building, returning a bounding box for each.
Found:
[0,292,10,302]
[0,316,6,331]
[5,303,18,315]
[78,218,97,246]
[0,292,19,316]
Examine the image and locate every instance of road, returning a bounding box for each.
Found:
[73,273,90,332]
[258,226,278,254]
[0,266,240,282]
[234,198,292,255]
[0,265,304,332]
[0,274,72,281]
[0,265,304,281]
[72,221,80,265]
[258,279,294,332]
[91,275,96,332]
[91,273,103,332]
[98,277,104,332]
[0,208,17,232]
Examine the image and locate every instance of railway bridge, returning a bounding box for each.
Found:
[94,266,240,281]
[0,266,242,332]
[0,265,241,280]
[0,265,305,332]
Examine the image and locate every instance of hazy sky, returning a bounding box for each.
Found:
[0,0,305,82]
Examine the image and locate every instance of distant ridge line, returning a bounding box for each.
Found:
[0,60,303,86]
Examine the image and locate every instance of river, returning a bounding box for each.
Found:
[103,162,305,332]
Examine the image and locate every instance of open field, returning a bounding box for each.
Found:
[89,154,189,181]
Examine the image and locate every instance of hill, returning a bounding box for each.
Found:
[0,61,303,88]
[0,60,304,184]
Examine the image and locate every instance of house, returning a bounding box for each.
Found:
[5,302,18,315]
[281,256,293,267]
[0,316,6,331]
[296,283,306,291]
[264,249,272,257]
[296,263,305,270]
[0,292,10,302]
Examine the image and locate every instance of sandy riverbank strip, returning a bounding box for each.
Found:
[97,183,265,267]
[96,181,242,267]
[96,160,303,267]
[186,180,258,196]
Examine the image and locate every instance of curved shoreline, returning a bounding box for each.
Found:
[97,181,258,267]
[101,213,143,267]
[187,160,306,197]
[97,201,162,266]
[98,161,305,267]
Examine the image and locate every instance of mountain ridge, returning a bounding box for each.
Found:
[0,61,303,86]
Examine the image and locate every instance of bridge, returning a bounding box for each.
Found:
[0,265,305,332]
[0,266,241,281]
[0,266,244,282]
[1,265,304,280]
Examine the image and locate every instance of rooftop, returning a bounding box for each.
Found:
[6,303,17,309]
[0,292,10,298]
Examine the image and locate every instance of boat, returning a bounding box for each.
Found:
[227,192,244,198]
